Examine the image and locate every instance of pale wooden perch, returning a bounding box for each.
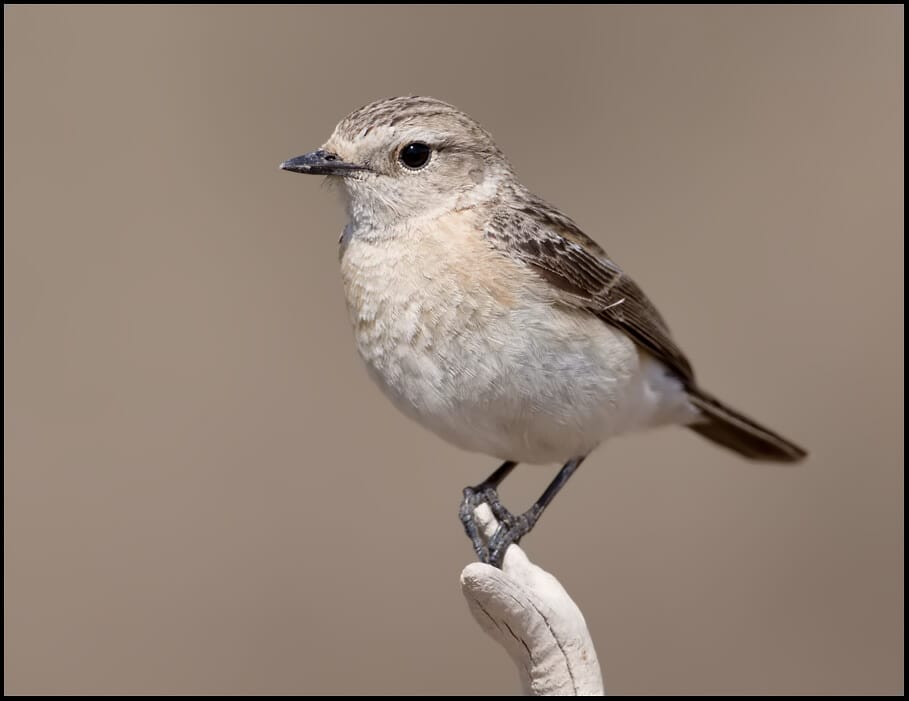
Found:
[460,504,605,695]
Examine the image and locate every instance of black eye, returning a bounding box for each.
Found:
[399,142,431,169]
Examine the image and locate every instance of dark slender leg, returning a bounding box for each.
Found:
[459,456,587,568]
[479,460,518,489]
[533,456,586,514]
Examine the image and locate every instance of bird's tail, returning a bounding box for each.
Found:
[686,387,807,463]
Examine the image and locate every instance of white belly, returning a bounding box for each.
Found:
[339,219,695,464]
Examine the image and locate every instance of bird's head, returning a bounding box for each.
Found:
[281,96,514,227]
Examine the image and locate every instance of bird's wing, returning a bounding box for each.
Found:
[485,199,695,384]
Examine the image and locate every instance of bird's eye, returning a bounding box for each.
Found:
[399,142,431,170]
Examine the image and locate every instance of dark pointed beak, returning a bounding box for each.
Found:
[279,149,366,176]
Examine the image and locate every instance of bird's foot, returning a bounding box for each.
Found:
[459,484,542,568]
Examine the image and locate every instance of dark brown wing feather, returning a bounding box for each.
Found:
[485,199,695,384]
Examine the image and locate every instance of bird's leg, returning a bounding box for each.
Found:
[484,456,587,567]
[460,456,587,568]
[460,461,518,563]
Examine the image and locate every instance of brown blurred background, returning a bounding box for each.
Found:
[4,5,903,695]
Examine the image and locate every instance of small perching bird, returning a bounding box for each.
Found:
[281,96,806,567]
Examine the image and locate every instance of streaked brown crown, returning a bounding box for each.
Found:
[335,96,502,155]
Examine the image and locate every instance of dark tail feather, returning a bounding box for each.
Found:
[686,387,807,463]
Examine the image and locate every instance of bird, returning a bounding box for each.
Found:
[280,96,806,567]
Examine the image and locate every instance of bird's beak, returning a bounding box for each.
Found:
[279,149,366,177]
